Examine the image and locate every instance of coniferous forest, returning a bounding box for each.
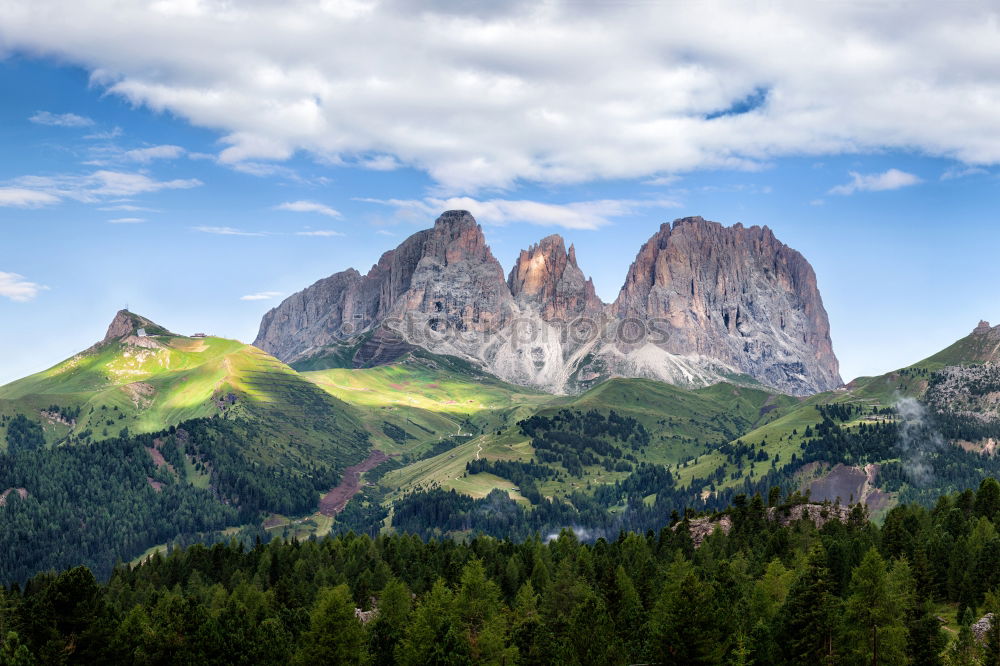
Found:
[6,481,1000,664]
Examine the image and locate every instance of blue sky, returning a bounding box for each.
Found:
[2,1,1000,386]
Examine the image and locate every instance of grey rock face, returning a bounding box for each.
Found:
[609,217,841,395]
[254,212,842,395]
[103,310,172,343]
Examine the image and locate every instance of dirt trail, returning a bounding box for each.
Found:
[318,450,390,517]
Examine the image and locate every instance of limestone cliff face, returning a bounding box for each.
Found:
[508,235,603,321]
[103,310,172,342]
[255,211,842,395]
[254,211,513,363]
[390,210,515,334]
[609,217,840,394]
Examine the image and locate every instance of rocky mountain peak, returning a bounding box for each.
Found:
[103,310,170,343]
[424,210,495,266]
[255,212,841,396]
[974,320,995,335]
[612,216,841,394]
[508,234,603,321]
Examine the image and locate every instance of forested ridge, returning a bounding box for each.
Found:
[7,483,1000,664]
[0,418,341,584]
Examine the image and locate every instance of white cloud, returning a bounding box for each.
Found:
[107,217,145,223]
[98,204,160,212]
[359,196,680,230]
[829,169,922,195]
[295,230,344,236]
[29,111,93,127]
[941,165,989,180]
[124,144,185,162]
[643,175,681,186]
[360,155,401,171]
[0,272,48,302]
[240,290,282,301]
[84,126,123,140]
[275,200,342,218]
[0,188,60,208]
[193,226,268,237]
[5,3,1000,191]
[8,170,202,202]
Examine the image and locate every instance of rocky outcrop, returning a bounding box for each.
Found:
[611,217,840,395]
[973,613,994,642]
[508,235,602,322]
[677,503,853,548]
[255,211,842,395]
[254,211,514,363]
[103,310,172,342]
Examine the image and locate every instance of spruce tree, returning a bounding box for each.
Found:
[775,542,840,664]
[843,548,908,665]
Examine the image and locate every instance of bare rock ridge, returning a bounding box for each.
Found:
[508,235,603,321]
[612,217,840,394]
[254,211,842,395]
[254,211,513,364]
[103,310,172,343]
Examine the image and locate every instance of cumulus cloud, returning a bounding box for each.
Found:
[0,272,48,302]
[828,169,922,195]
[29,111,93,127]
[124,144,185,162]
[240,290,282,301]
[359,196,680,230]
[5,3,1000,191]
[0,187,60,208]
[274,200,342,218]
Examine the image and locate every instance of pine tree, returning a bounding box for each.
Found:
[369,578,412,666]
[892,557,946,666]
[646,555,721,665]
[454,560,515,664]
[843,548,908,665]
[396,578,466,665]
[775,542,840,664]
[294,584,368,665]
[510,583,545,666]
[612,565,644,661]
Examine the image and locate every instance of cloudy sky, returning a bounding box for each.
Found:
[1,0,1000,385]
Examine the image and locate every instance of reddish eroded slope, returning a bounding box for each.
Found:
[318,450,390,516]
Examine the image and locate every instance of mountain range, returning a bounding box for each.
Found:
[3,211,1000,584]
[254,211,842,396]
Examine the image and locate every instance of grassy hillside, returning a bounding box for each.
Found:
[0,322,372,472]
[302,353,551,456]
[378,377,795,505]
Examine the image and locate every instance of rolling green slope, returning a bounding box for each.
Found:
[378,377,795,503]
[0,313,372,470]
[302,352,551,456]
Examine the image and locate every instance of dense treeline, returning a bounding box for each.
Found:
[465,460,558,504]
[0,431,235,583]
[3,415,45,454]
[517,410,648,477]
[0,418,349,584]
[12,482,1000,663]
